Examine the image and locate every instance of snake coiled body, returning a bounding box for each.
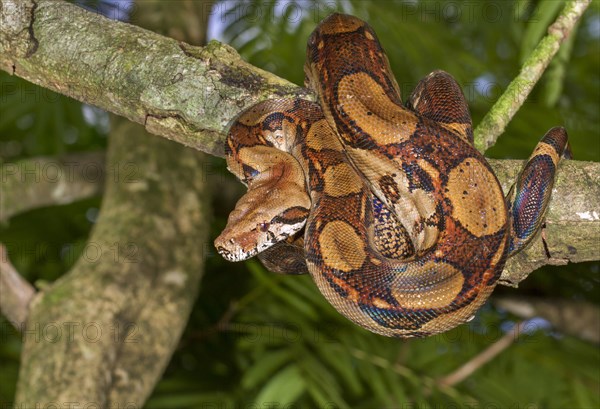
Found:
[215,14,569,337]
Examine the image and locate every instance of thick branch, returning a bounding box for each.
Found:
[0,0,310,157]
[15,122,209,406]
[474,0,591,151]
[0,151,106,222]
[489,159,599,285]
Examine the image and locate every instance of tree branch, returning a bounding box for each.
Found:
[474,0,591,152]
[0,151,106,222]
[489,159,599,285]
[14,122,209,406]
[0,243,36,328]
[0,0,310,157]
[437,322,526,387]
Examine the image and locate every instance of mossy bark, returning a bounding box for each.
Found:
[474,0,591,151]
[0,0,310,157]
[15,122,209,406]
[488,159,599,285]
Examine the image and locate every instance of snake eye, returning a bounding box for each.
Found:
[259,222,270,232]
[243,164,259,181]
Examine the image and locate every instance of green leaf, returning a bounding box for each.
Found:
[571,378,599,409]
[241,349,293,390]
[145,393,233,409]
[520,0,565,63]
[314,343,364,396]
[305,380,351,409]
[255,364,306,405]
[247,260,319,320]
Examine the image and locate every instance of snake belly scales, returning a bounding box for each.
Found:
[214,13,570,337]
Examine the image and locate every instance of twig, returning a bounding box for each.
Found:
[474,0,591,152]
[437,321,526,387]
[186,300,240,343]
[346,345,478,403]
[0,243,36,329]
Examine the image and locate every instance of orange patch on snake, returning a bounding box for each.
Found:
[446,158,506,237]
[337,72,417,145]
[316,13,364,35]
[306,119,341,152]
[239,100,295,127]
[416,159,440,183]
[323,162,363,197]
[417,283,494,335]
[530,142,560,166]
[392,261,464,309]
[441,122,471,142]
[319,220,366,272]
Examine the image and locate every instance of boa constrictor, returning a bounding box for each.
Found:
[214,13,570,337]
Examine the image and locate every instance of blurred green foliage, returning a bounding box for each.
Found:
[0,0,598,407]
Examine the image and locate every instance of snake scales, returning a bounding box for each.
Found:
[214,13,570,337]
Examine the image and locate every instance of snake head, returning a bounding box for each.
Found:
[215,159,311,262]
[214,204,309,262]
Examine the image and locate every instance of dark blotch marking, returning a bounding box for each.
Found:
[379,175,400,203]
[242,164,259,181]
[402,162,435,192]
[272,206,310,225]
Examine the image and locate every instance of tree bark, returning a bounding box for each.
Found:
[0,0,310,157]
[0,152,106,222]
[488,159,599,285]
[14,122,209,406]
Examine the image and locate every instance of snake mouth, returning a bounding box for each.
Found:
[215,246,235,262]
[215,216,308,263]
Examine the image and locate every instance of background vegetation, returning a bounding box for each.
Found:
[1,0,598,407]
